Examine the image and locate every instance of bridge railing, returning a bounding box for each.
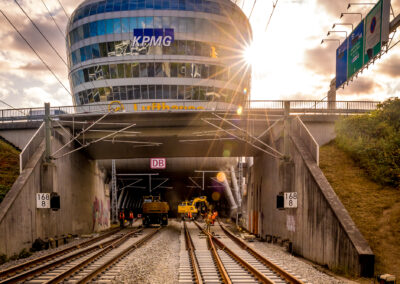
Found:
[0,100,380,122]
[248,100,379,113]
[20,122,45,172]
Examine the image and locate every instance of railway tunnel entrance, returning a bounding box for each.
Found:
[51,109,283,223]
[0,105,375,276]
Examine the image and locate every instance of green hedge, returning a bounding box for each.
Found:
[335,98,400,188]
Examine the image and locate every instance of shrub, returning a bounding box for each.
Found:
[18,248,32,259]
[335,98,400,188]
[0,254,7,265]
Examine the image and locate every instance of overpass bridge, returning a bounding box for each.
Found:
[0,100,376,277]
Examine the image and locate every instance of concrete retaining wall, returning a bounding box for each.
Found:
[0,128,110,256]
[243,117,374,276]
[0,129,38,150]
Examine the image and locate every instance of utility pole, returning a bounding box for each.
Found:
[111,160,117,223]
[44,103,51,163]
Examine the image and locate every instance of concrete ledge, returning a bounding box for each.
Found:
[291,134,374,276]
[0,141,45,224]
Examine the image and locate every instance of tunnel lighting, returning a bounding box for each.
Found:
[216,172,226,183]
[237,105,243,115]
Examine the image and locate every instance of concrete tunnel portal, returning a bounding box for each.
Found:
[101,157,242,218]
[0,108,376,276]
[51,110,275,221]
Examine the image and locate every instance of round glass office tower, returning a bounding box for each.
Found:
[66,0,252,109]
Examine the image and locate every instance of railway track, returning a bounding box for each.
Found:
[180,220,307,284]
[0,227,122,281]
[0,225,161,284]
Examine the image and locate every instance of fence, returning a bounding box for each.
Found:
[0,100,380,123]
[291,116,319,165]
[20,122,45,172]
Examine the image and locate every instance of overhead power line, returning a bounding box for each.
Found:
[0,10,72,96]
[249,0,257,19]
[265,0,279,31]
[56,0,70,20]
[14,0,68,66]
[41,0,66,38]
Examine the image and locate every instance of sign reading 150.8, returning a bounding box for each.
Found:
[133,28,174,47]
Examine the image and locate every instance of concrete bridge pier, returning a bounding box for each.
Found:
[0,124,110,257]
[242,115,374,277]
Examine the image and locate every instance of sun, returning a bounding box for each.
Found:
[243,43,257,66]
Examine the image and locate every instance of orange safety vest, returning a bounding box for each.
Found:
[129,212,134,219]
[119,212,125,220]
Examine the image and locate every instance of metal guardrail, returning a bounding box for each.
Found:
[0,100,379,122]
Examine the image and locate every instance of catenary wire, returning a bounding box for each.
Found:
[41,0,66,38]
[56,0,70,20]
[265,0,279,31]
[13,0,68,66]
[248,0,257,19]
[0,10,72,96]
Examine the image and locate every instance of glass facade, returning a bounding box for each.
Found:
[68,16,248,47]
[70,62,235,88]
[74,84,241,105]
[66,0,252,107]
[70,0,248,27]
[69,40,237,67]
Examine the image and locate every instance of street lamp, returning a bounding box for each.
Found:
[321,39,341,46]
[340,12,363,21]
[348,3,375,9]
[332,23,354,31]
[327,30,348,38]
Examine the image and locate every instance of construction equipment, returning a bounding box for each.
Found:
[178,196,210,218]
[142,195,169,227]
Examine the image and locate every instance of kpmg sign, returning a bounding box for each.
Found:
[133,28,174,47]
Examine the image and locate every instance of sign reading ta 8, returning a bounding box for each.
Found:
[133,28,174,47]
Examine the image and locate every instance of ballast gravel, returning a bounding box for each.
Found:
[112,220,181,284]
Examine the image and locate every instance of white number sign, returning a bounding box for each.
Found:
[36,193,50,208]
[284,192,298,208]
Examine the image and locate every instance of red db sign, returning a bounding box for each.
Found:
[150,158,166,169]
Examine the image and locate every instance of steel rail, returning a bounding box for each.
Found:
[42,228,144,284]
[183,221,203,284]
[76,227,162,284]
[0,228,138,284]
[219,222,305,284]
[194,221,278,284]
[193,221,231,284]
[0,227,121,280]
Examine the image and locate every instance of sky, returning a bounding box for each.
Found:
[0,0,399,108]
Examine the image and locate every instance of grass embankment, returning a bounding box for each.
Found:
[0,139,20,204]
[320,141,400,279]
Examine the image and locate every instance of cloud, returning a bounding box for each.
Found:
[338,77,382,95]
[303,44,337,75]
[19,62,48,72]
[378,55,400,78]
[315,0,344,17]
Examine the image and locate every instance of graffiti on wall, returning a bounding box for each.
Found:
[92,197,110,230]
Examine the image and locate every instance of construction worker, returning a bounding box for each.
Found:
[211,210,218,225]
[118,211,125,228]
[188,211,193,221]
[204,211,213,232]
[128,211,134,226]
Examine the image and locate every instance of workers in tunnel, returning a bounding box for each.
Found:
[128,211,134,226]
[119,211,125,228]
[211,210,218,225]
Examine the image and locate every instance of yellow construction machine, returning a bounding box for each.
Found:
[178,196,209,218]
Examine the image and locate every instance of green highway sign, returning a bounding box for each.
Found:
[348,20,364,79]
[364,0,391,64]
